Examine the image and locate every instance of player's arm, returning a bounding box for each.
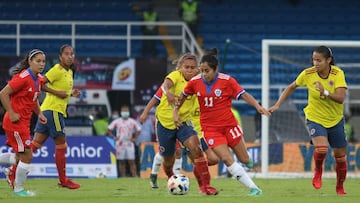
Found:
[173,91,189,127]
[34,101,47,124]
[240,92,270,116]
[314,81,346,104]
[269,81,297,113]
[140,87,162,124]
[0,84,19,122]
[161,78,176,106]
[41,76,68,99]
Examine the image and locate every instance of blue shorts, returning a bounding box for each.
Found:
[307,119,347,148]
[157,120,197,156]
[34,110,66,138]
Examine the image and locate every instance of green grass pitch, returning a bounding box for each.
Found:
[0,177,359,203]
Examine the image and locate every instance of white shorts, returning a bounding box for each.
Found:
[115,142,135,160]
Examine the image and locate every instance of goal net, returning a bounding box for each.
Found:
[259,39,360,178]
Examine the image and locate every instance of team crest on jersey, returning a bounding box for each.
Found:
[310,128,316,135]
[329,80,334,87]
[28,87,32,92]
[214,89,222,97]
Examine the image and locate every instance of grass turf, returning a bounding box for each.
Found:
[0,177,359,203]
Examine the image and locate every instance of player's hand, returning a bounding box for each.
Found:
[173,109,182,128]
[258,106,271,116]
[9,111,20,123]
[71,89,81,98]
[314,81,324,93]
[38,113,47,124]
[139,112,147,124]
[268,105,279,113]
[166,92,177,107]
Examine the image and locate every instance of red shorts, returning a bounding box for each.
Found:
[5,129,31,153]
[203,125,243,148]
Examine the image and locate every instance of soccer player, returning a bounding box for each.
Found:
[0,49,47,196]
[156,53,218,195]
[140,87,219,189]
[269,46,348,195]
[30,44,80,189]
[107,105,142,177]
[139,88,183,188]
[174,48,269,196]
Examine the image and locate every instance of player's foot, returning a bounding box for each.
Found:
[246,158,254,168]
[13,190,35,197]
[312,170,322,189]
[58,179,81,189]
[336,186,347,195]
[4,167,15,189]
[249,188,262,196]
[150,174,159,189]
[199,185,219,195]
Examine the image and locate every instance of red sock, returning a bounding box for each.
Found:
[313,146,327,172]
[335,155,347,189]
[55,144,67,183]
[193,155,210,187]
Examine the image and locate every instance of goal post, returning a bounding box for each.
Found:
[260,39,360,178]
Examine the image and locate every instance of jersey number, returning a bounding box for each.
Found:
[204,97,214,107]
[229,125,242,139]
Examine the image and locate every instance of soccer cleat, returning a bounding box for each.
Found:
[336,187,347,195]
[13,190,35,197]
[58,179,81,189]
[249,188,262,196]
[150,174,159,189]
[199,185,219,195]
[312,170,322,189]
[4,167,15,189]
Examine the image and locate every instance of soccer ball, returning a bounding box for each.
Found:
[167,174,190,195]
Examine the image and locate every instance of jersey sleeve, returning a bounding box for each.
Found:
[45,66,59,83]
[8,74,26,93]
[154,87,163,101]
[229,77,245,100]
[183,79,195,96]
[295,69,307,86]
[335,69,347,89]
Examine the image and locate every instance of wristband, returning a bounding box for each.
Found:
[323,90,329,97]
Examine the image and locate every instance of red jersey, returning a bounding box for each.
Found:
[3,69,42,131]
[183,72,245,129]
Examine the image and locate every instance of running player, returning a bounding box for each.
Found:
[0,49,47,196]
[269,45,348,195]
[174,48,269,196]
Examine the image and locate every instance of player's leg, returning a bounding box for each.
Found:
[156,121,177,179]
[329,120,348,195]
[173,143,183,174]
[0,152,17,187]
[333,148,347,195]
[308,120,329,190]
[13,149,34,196]
[149,151,162,188]
[229,143,262,196]
[181,130,218,195]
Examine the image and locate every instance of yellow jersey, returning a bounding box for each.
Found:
[41,64,73,116]
[295,65,347,128]
[156,70,196,130]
